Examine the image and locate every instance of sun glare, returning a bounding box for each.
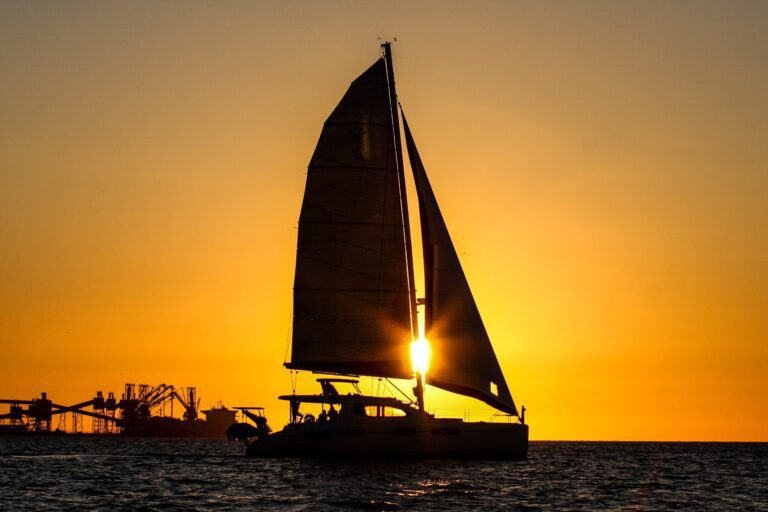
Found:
[410,336,431,377]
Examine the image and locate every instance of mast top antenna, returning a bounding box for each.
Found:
[378,36,398,50]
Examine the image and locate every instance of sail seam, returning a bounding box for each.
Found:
[324,121,392,128]
[295,288,406,292]
[300,221,403,227]
[309,165,397,172]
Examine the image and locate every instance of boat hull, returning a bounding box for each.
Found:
[245,418,528,460]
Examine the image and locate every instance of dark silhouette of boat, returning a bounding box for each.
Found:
[246,42,528,459]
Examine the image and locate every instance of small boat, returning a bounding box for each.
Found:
[246,42,528,459]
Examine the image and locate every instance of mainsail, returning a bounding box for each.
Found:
[287,57,414,379]
[403,115,519,416]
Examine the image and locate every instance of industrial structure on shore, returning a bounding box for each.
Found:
[0,384,241,438]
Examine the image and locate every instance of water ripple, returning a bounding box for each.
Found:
[0,439,766,511]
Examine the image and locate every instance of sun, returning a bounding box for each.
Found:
[410,336,431,378]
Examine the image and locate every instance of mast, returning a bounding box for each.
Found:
[382,42,424,412]
[382,42,417,337]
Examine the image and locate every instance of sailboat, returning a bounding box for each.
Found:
[245,43,528,459]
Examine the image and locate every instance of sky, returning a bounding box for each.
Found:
[1,1,766,441]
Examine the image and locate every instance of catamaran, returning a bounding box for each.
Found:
[246,42,528,459]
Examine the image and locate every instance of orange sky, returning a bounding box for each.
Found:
[1,1,766,441]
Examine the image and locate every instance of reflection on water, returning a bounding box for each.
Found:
[0,438,766,511]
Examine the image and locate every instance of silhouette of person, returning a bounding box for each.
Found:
[328,405,338,422]
[290,398,303,423]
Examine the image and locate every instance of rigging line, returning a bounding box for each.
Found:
[383,43,418,341]
[290,370,298,394]
[385,378,417,405]
[282,297,294,365]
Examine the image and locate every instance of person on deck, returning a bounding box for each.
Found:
[290,398,303,423]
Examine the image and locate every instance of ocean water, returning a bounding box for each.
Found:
[0,438,765,511]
